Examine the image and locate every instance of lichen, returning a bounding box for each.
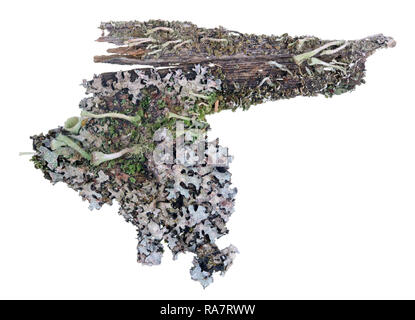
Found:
[31,64,237,287]
[28,20,395,287]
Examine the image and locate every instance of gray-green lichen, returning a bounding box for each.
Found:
[28,20,395,287]
[31,64,237,287]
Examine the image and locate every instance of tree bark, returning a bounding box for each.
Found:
[93,20,395,108]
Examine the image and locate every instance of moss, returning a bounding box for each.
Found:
[119,156,145,175]
[157,99,167,109]
[31,155,48,171]
[140,95,151,110]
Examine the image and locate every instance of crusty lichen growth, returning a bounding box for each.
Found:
[29,20,395,287]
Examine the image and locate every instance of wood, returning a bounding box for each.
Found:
[93,20,395,108]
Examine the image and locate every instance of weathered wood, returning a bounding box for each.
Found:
[94,20,395,109]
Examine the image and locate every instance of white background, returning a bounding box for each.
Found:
[0,0,413,299]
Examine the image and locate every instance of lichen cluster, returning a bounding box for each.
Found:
[31,65,237,287]
[28,20,394,287]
